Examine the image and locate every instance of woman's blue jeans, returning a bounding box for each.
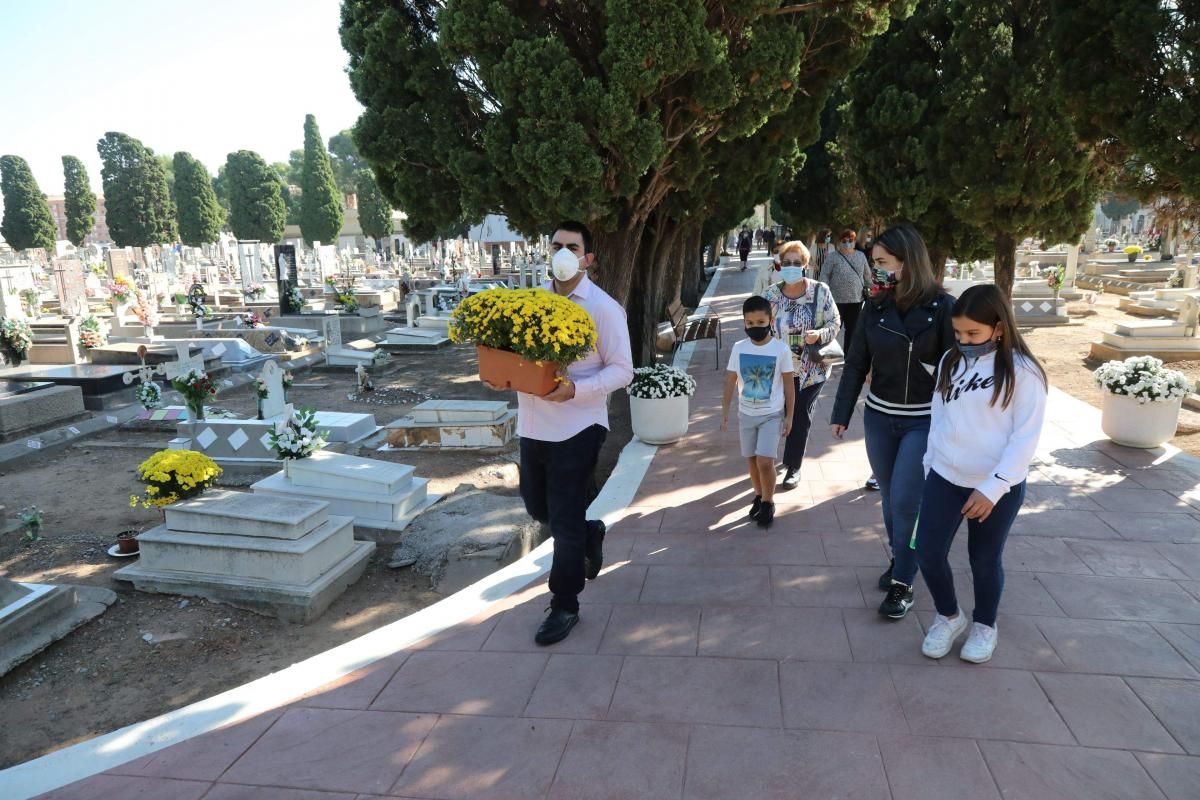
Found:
[862,407,929,586]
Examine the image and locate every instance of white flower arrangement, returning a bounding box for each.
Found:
[627,364,697,400]
[1094,356,1190,404]
[137,381,163,410]
[288,286,305,311]
[268,407,328,459]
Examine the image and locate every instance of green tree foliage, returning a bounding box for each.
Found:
[355,167,393,248]
[938,0,1098,295]
[843,0,989,274]
[1051,0,1199,198]
[0,155,56,252]
[341,0,915,360]
[271,162,302,225]
[299,114,343,245]
[328,130,365,194]
[61,155,97,247]
[97,132,177,246]
[225,150,286,242]
[173,152,224,246]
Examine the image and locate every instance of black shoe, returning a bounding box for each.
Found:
[757,501,775,529]
[585,520,606,581]
[748,494,763,521]
[865,477,880,491]
[877,558,895,591]
[879,581,914,619]
[535,607,579,646]
[780,469,799,491]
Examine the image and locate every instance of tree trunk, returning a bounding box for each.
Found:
[590,220,648,307]
[929,248,947,285]
[994,231,1017,299]
[681,225,705,308]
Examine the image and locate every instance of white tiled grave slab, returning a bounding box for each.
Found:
[385,399,517,449]
[167,491,328,540]
[411,400,510,424]
[1101,333,1200,350]
[1112,321,1189,338]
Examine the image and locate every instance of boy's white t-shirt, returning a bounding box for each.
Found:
[727,336,793,417]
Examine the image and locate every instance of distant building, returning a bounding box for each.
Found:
[45,195,111,244]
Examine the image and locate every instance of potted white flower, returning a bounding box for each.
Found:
[1094,356,1189,448]
[627,364,697,445]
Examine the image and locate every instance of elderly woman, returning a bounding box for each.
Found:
[762,240,841,491]
[817,229,874,355]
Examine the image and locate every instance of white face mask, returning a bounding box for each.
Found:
[551,247,584,282]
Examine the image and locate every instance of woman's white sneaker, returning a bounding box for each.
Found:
[960,622,998,663]
[922,613,969,659]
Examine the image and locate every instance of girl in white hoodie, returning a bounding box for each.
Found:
[915,284,1048,664]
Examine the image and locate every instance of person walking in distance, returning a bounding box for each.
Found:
[916,285,1047,663]
[487,221,633,646]
[762,241,841,491]
[830,224,955,620]
[737,227,753,271]
[817,229,873,356]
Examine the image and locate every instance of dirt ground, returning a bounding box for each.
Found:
[1022,292,1200,457]
[0,342,633,769]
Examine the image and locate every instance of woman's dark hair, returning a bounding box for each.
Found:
[743,295,772,316]
[872,224,938,311]
[936,284,1048,409]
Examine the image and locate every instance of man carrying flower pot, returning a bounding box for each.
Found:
[485,220,633,645]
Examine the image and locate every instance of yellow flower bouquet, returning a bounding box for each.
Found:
[449,288,598,394]
[129,448,223,509]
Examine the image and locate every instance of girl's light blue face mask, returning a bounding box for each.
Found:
[957,340,998,359]
[779,266,804,284]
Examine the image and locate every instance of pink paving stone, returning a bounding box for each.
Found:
[979,741,1166,800]
[1023,485,1106,511]
[1091,487,1195,514]
[683,725,890,800]
[598,604,700,655]
[1009,509,1122,539]
[547,721,689,800]
[765,531,828,565]
[1127,677,1200,755]
[1126,469,1200,491]
[879,737,1001,800]
[34,775,211,800]
[606,507,665,536]
[389,715,573,800]
[607,656,782,727]
[1097,512,1200,543]
[640,565,771,606]
[842,607,937,666]
[891,665,1075,744]
[915,612,1066,672]
[697,605,851,661]
[1135,753,1200,800]
[1003,536,1093,574]
[1156,543,1200,579]
[993,572,1070,617]
[1035,617,1199,678]
[522,654,623,719]
[407,614,500,651]
[820,528,889,566]
[779,661,907,733]
[628,532,709,565]
[1034,673,1183,753]
[771,565,866,608]
[576,563,647,604]
[1063,539,1190,580]
[1037,573,1200,624]
[106,709,284,781]
[297,652,411,710]
[370,651,547,716]
[767,502,841,532]
[220,708,435,795]
[698,531,773,565]
[482,603,612,654]
[205,786,356,800]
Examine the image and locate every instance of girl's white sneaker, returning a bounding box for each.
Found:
[922,613,969,659]
[960,622,998,663]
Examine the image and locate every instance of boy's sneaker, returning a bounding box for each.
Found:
[748,495,763,521]
[879,580,914,619]
[960,622,999,664]
[757,501,775,529]
[780,468,800,491]
[922,612,970,658]
[865,477,880,491]
[877,558,895,591]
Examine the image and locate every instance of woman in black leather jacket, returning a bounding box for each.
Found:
[830,224,955,620]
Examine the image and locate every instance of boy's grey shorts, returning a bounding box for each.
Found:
[739,411,783,459]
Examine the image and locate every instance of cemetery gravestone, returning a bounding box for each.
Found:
[54,258,87,316]
[324,316,342,351]
[106,249,131,279]
[258,361,287,419]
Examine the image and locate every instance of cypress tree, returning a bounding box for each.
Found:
[225,150,286,242]
[173,152,224,246]
[61,155,97,247]
[0,155,56,252]
[97,132,177,247]
[356,168,393,251]
[299,114,343,245]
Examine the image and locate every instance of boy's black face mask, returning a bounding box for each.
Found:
[745,325,771,342]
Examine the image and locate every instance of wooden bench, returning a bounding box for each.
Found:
[658,299,722,368]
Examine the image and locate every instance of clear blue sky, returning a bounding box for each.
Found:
[0,0,363,199]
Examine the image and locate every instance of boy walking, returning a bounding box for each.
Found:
[722,296,795,528]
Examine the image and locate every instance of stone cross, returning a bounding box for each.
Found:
[164,342,204,381]
[1179,295,1200,338]
[323,315,343,351]
[258,360,287,419]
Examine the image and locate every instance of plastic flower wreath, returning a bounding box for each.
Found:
[137,380,164,410]
[449,287,598,366]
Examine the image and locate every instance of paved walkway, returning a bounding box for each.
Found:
[23,257,1200,799]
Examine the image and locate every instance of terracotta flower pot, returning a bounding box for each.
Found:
[116,531,139,554]
[476,345,559,396]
